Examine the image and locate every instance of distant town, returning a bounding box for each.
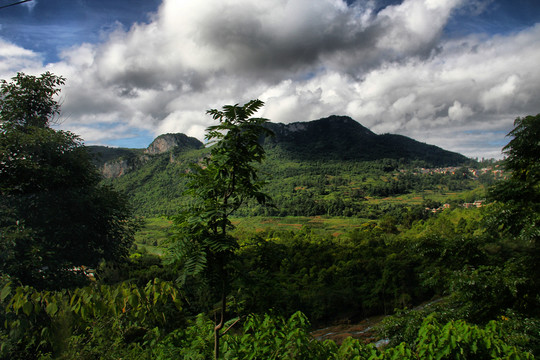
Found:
[402,165,506,179]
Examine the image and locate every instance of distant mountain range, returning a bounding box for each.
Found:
[88,116,471,216]
[89,115,467,174]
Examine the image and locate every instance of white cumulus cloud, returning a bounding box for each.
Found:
[0,39,43,75]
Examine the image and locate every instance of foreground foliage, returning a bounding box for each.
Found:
[1,285,534,360]
[0,279,183,359]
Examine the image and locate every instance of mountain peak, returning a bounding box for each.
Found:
[270,115,375,137]
[263,115,467,164]
[145,133,203,155]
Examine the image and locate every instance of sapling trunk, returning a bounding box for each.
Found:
[214,281,226,360]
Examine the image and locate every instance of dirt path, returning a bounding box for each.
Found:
[311,315,385,345]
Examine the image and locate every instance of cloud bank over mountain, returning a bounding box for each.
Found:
[1,0,539,158]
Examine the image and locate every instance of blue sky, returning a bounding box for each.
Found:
[0,0,161,63]
[1,0,540,158]
[445,0,540,35]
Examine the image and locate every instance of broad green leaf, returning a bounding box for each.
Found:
[22,301,33,316]
[128,294,139,308]
[45,302,58,316]
[80,304,89,319]
[0,285,11,301]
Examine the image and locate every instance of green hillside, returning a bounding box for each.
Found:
[99,116,479,217]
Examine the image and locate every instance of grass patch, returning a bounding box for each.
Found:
[135,216,173,248]
[232,216,369,239]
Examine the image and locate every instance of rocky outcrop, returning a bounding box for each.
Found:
[98,133,204,178]
[102,159,133,178]
[145,133,203,155]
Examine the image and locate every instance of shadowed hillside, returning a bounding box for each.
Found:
[264,115,467,164]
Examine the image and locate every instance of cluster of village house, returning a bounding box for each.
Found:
[411,165,505,178]
[397,165,503,214]
[427,200,485,213]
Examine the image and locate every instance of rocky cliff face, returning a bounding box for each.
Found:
[102,159,133,178]
[145,133,203,155]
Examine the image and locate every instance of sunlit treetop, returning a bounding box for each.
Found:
[503,114,540,185]
[0,71,65,128]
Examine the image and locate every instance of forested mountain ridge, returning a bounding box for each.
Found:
[91,116,474,216]
[92,115,468,177]
[264,115,468,164]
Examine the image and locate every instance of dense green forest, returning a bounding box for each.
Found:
[1,73,539,359]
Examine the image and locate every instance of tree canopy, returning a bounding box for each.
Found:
[0,72,64,128]
[488,113,540,241]
[502,114,540,186]
[0,72,136,289]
